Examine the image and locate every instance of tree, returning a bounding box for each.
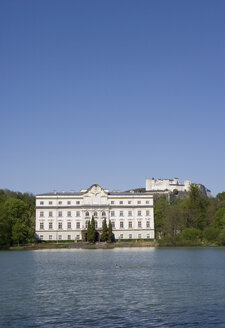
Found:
[217,229,225,245]
[154,196,168,238]
[182,184,208,230]
[87,216,97,242]
[164,204,185,240]
[101,218,108,242]
[12,221,28,246]
[108,220,114,242]
[0,196,35,247]
[0,205,11,249]
[216,192,225,202]
[203,227,219,242]
[212,208,225,230]
[181,228,202,241]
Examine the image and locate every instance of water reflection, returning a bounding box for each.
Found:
[1,248,225,327]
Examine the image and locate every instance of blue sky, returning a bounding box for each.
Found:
[0,0,224,196]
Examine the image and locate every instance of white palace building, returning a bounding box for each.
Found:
[36,184,155,241]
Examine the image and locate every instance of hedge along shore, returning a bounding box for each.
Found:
[6,240,157,251]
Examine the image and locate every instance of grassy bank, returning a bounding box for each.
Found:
[7,240,157,251]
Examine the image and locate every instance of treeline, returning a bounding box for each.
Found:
[154,185,225,246]
[1,185,225,249]
[0,189,35,249]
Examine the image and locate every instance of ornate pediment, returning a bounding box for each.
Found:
[83,184,108,205]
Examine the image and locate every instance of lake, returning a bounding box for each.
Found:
[0,248,225,327]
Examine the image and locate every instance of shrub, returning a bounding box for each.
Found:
[203,227,220,242]
[180,228,202,241]
[217,229,225,245]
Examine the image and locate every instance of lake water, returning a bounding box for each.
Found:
[0,248,225,327]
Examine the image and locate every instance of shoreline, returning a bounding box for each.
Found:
[2,240,221,251]
[6,241,157,251]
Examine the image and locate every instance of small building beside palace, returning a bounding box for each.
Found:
[35,184,155,241]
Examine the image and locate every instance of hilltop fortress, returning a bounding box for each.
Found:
[145,178,211,197]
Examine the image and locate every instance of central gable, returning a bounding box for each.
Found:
[83,184,108,205]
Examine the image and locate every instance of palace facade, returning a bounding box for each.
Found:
[36,184,155,241]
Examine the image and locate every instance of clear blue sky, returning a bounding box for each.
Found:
[0,0,224,196]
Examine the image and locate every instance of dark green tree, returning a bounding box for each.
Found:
[101,218,108,241]
[182,184,208,230]
[87,216,97,242]
[0,204,11,249]
[164,204,185,240]
[12,221,28,246]
[154,195,168,238]
[108,219,114,242]
[212,208,225,230]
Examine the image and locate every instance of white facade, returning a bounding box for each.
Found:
[36,184,155,241]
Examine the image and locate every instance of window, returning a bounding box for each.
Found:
[76,222,80,229]
[128,211,132,217]
[111,221,115,228]
[40,223,44,229]
[40,212,44,217]
[49,201,52,205]
[76,211,80,217]
[138,221,142,228]
[146,201,150,204]
[67,201,71,205]
[49,222,53,229]
[40,201,44,205]
[76,201,80,205]
[58,222,62,229]
[128,201,131,204]
[138,234,142,239]
[120,234,123,239]
[94,211,97,217]
[111,201,114,204]
[39,235,43,240]
[120,211,123,217]
[129,221,132,228]
[137,201,141,204]
[138,210,142,216]
[146,210,150,216]
[67,222,71,229]
[76,235,80,240]
[85,220,89,228]
[58,235,62,240]
[129,234,132,239]
[146,221,150,228]
[67,235,71,240]
[111,211,115,217]
[49,235,52,240]
[95,221,98,228]
[67,211,71,217]
[120,201,123,204]
[85,211,89,217]
[147,234,150,239]
[120,221,124,228]
[49,211,53,217]
[58,211,62,217]
[102,211,106,217]
[58,201,62,205]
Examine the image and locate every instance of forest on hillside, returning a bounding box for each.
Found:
[0,185,225,249]
[154,185,225,246]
